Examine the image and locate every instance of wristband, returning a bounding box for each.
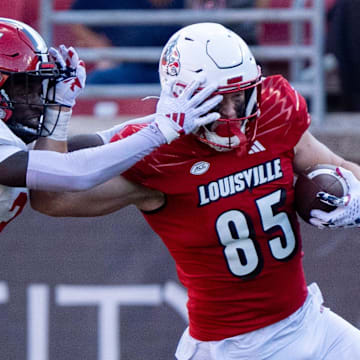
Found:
[155,114,180,144]
[44,108,72,141]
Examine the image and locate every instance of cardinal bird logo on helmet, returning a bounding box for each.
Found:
[161,35,180,77]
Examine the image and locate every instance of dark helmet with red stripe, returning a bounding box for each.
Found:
[0,17,61,143]
[159,23,262,154]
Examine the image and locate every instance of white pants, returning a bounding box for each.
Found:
[175,283,360,360]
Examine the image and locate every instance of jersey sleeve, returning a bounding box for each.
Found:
[257,75,311,154]
[287,81,311,146]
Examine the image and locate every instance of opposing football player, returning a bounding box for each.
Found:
[30,23,360,358]
[0,18,222,231]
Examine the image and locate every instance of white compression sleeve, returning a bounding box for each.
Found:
[96,114,155,144]
[26,123,165,191]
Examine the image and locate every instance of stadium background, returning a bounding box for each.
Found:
[1,1,360,359]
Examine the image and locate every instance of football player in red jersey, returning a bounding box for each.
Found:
[32,23,360,358]
[0,18,221,231]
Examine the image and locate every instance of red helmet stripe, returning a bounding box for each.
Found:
[227,76,243,84]
[40,63,55,69]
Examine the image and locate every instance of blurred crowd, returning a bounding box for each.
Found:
[1,0,359,111]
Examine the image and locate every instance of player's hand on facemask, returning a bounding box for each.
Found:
[155,79,223,143]
[310,167,360,228]
[49,45,86,107]
[41,45,85,140]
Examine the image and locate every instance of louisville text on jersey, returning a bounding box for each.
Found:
[197,158,283,206]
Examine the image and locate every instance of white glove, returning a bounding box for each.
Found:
[48,45,86,107]
[310,167,360,228]
[155,79,223,143]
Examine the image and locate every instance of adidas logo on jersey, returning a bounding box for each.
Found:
[248,140,266,154]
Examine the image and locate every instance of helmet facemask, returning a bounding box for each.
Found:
[0,66,61,144]
[195,75,262,154]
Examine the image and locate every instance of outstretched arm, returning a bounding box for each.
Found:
[26,79,222,193]
[66,114,155,151]
[30,124,165,217]
[26,123,166,191]
[30,174,164,217]
[28,116,162,216]
[28,78,222,216]
[0,77,222,192]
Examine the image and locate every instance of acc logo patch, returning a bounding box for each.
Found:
[161,35,180,77]
[190,161,210,175]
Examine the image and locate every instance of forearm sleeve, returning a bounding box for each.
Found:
[26,123,165,191]
[96,114,155,144]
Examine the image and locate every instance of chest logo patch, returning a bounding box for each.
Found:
[190,161,210,175]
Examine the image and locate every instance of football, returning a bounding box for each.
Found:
[294,164,349,223]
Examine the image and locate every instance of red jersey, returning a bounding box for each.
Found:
[116,75,311,341]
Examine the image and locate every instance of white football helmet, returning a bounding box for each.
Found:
[159,22,262,153]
